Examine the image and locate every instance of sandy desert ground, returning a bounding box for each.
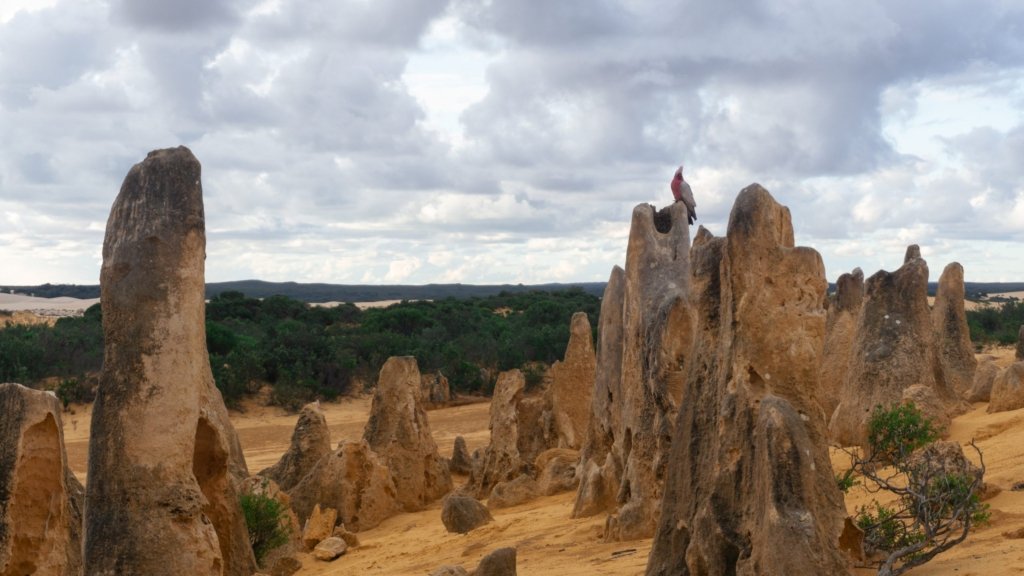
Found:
[55,345,1024,576]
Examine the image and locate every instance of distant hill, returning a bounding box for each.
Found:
[0,280,607,302]
[3,280,1022,303]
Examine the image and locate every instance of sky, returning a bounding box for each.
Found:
[1,0,1023,287]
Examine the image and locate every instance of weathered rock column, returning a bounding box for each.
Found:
[0,383,83,576]
[818,268,864,419]
[84,147,255,575]
[646,184,849,576]
[574,201,695,541]
[363,356,452,511]
[932,262,977,397]
[545,311,596,450]
[468,370,528,498]
[573,266,625,519]
[259,401,332,492]
[830,247,963,446]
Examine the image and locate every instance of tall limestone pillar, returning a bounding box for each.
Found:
[574,201,695,541]
[84,147,255,575]
[647,185,849,575]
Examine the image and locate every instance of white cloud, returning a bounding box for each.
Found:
[384,258,423,282]
[1,0,1023,287]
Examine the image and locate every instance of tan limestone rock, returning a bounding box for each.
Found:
[301,504,338,550]
[0,383,83,576]
[260,402,332,492]
[449,436,474,475]
[440,494,493,534]
[311,537,347,561]
[819,268,864,418]
[572,456,621,519]
[288,440,399,531]
[534,448,580,495]
[83,147,255,576]
[421,371,451,409]
[473,547,517,576]
[573,266,626,520]
[545,312,596,450]
[967,357,1000,402]
[932,263,977,397]
[487,474,540,509]
[907,440,981,483]
[331,524,360,549]
[514,395,555,466]
[646,184,850,576]
[988,362,1024,413]
[574,202,695,541]
[468,370,529,498]
[363,356,452,511]
[830,248,945,447]
[901,384,951,436]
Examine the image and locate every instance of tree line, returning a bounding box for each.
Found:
[0,289,600,410]
[4,291,1018,410]
[966,299,1024,346]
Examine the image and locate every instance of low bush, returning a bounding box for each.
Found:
[839,403,988,576]
[239,490,291,567]
[55,377,95,409]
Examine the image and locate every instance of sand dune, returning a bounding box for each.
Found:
[0,293,400,315]
[0,293,99,317]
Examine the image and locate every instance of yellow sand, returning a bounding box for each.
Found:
[57,349,1024,575]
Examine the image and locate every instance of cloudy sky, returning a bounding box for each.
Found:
[1,0,1023,286]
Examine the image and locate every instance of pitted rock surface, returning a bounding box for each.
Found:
[84,147,254,576]
[0,383,83,576]
[574,201,695,541]
[363,356,452,511]
[646,185,849,576]
[260,402,332,492]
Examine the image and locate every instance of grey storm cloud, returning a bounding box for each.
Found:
[110,0,250,32]
[454,0,1024,179]
[1,0,1023,285]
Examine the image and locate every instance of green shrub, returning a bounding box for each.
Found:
[522,362,546,391]
[866,402,939,462]
[271,379,316,413]
[841,403,987,576]
[239,490,291,567]
[835,468,858,493]
[55,377,95,409]
[855,501,923,554]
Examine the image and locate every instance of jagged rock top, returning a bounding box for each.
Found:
[834,267,864,313]
[85,146,254,576]
[646,183,848,576]
[363,356,452,511]
[260,401,332,492]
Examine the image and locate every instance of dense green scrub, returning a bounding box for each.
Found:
[966,300,1024,347]
[0,289,599,409]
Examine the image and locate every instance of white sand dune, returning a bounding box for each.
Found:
[0,293,99,314]
[0,294,403,316]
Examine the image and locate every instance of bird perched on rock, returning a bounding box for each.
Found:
[670,165,697,225]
